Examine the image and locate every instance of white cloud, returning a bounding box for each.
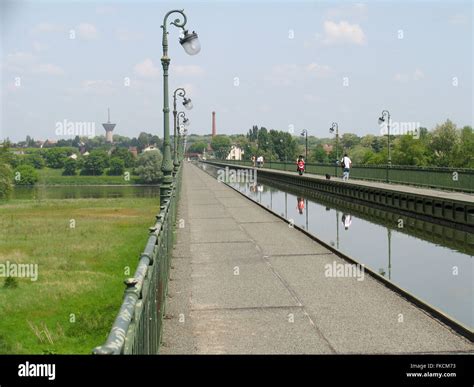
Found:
[77,23,98,40]
[394,69,425,82]
[96,6,117,15]
[4,51,64,76]
[34,23,64,34]
[81,80,116,95]
[170,65,205,77]
[305,63,333,77]
[325,3,368,21]
[32,41,47,52]
[4,51,36,72]
[321,20,366,46]
[448,14,468,25]
[134,59,160,78]
[265,63,333,86]
[33,63,65,76]
[116,28,144,42]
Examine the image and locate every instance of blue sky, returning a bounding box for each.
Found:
[1,0,472,142]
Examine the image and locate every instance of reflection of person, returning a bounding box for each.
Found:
[257,184,264,192]
[250,182,257,193]
[297,197,305,214]
[341,214,352,230]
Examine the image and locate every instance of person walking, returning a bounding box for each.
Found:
[341,153,352,181]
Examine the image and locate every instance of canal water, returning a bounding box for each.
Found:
[11,185,161,200]
[200,163,473,329]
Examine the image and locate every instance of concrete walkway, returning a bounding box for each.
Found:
[160,162,473,354]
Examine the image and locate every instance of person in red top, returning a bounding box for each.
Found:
[296,155,305,175]
[297,197,305,214]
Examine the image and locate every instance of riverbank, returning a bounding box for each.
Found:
[36,168,141,185]
[0,194,159,354]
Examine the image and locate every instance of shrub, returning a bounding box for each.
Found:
[14,165,39,185]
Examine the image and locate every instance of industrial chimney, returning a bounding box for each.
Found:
[212,111,216,137]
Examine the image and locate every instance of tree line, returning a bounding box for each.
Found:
[187,119,473,168]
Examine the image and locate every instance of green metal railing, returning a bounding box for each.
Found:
[93,166,182,355]
[215,160,474,192]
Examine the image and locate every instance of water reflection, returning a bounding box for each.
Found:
[12,185,160,200]
[199,163,473,328]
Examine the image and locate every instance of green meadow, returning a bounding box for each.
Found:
[0,192,159,354]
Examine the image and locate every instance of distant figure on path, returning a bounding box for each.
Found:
[257,155,264,168]
[251,155,256,167]
[341,153,352,181]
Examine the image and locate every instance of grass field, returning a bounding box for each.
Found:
[0,194,159,354]
[37,168,141,185]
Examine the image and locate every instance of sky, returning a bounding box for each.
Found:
[0,0,472,142]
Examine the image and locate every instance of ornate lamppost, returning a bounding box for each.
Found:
[329,122,339,178]
[378,110,391,182]
[159,9,200,203]
[173,88,193,174]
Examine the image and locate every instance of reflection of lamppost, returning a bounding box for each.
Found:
[159,9,200,203]
[378,110,391,182]
[388,228,392,280]
[301,129,308,160]
[305,198,308,230]
[173,88,193,173]
[379,227,392,279]
[329,122,339,178]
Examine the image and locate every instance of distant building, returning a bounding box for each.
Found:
[102,108,116,143]
[323,144,333,155]
[40,139,57,148]
[128,146,138,157]
[143,145,158,153]
[226,145,244,161]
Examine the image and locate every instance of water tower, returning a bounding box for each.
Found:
[102,108,116,143]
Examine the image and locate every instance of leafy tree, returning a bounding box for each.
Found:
[211,135,232,159]
[134,150,163,183]
[270,130,298,161]
[62,158,77,176]
[44,148,72,168]
[456,126,474,168]
[111,147,135,168]
[188,141,207,154]
[23,153,45,169]
[107,157,125,176]
[392,135,428,166]
[80,150,108,175]
[14,165,39,185]
[0,149,13,199]
[429,119,459,167]
[309,144,329,163]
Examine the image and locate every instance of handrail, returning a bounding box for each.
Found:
[93,165,182,354]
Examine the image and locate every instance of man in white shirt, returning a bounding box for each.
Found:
[341,153,352,181]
